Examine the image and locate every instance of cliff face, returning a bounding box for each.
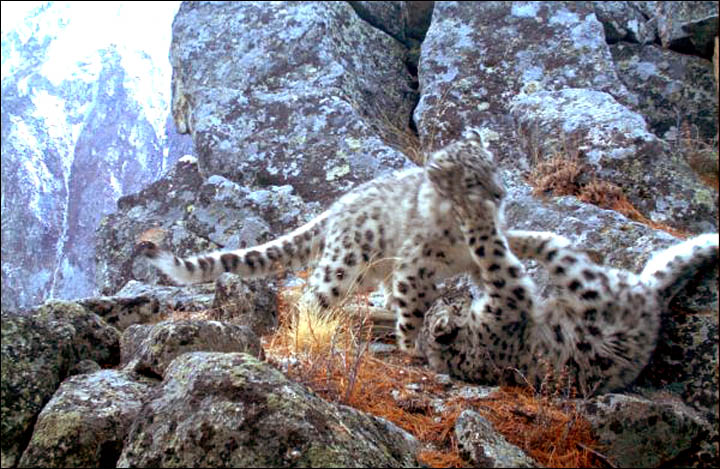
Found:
[1,2,190,311]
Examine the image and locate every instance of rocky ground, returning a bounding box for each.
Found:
[2,2,718,467]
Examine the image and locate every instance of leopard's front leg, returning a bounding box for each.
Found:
[392,241,444,355]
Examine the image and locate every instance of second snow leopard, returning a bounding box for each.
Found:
[138,128,505,353]
[420,146,719,395]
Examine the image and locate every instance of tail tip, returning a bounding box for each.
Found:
[135,240,162,259]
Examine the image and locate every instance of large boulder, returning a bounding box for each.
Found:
[170,2,416,204]
[592,1,718,58]
[415,1,717,233]
[117,352,419,467]
[592,1,658,44]
[655,1,718,57]
[509,88,717,232]
[578,393,716,468]
[1,300,120,467]
[610,42,718,141]
[17,370,154,468]
[415,1,634,151]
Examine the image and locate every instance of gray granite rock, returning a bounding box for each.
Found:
[509,88,717,232]
[212,273,278,336]
[18,370,154,468]
[117,352,419,467]
[96,156,315,296]
[415,1,634,151]
[593,1,658,44]
[578,393,716,468]
[348,1,434,46]
[655,1,718,57]
[455,409,538,468]
[1,300,120,467]
[120,320,263,378]
[611,42,718,140]
[79,280,215,331]
[170,2,415,204]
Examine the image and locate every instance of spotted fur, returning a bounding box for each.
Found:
[139,128,504,353]
[420,155,719,395]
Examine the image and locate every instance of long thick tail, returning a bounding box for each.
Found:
[639,233,719,304]
[137,211,331,284]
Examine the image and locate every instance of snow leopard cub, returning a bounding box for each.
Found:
[138,128,504,353]
[420,150,719,395]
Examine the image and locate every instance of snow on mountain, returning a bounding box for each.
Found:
[1,1,190,311]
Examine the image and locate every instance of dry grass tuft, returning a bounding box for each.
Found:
[527,145,692,239]
[527,153,586,198]
[677,121,719,192]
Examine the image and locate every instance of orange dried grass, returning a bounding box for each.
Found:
[578,180,690,239]
[477,387,601,468]
[265,280,604,468]
[528,152,691,239]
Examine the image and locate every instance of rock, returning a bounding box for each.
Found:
[120,320,263,378]
[212,273,278,336]
[611,42,718,141]
[95,155,207,295]
[170,2,415,204]
[578,393,716,468]
[68,359,102,377]
[593,1,719,59]
[504,184,681,272]
[79,280,215,331]
[509,89,717,232]
[1,300,120,467]
[95,156,315,296]
[455,410,537,468]
[415,1,717,233]
[117,352,419,467]
[655,1,718,57]
[635,311,719,423]
[348,1,407,45]
[592,1,657,44]
[348,1,434,46]
[415,1,634,151]
[17,370,154,468]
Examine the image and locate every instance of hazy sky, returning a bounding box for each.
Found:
[2,1,181,79]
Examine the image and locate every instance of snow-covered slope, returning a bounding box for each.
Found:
[1,1,190,311]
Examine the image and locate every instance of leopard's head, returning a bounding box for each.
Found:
[426,128,506,205]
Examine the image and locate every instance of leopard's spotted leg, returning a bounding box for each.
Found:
[392,240,446,354]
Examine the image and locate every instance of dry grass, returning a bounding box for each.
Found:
[527,153,585,197]
[477,387,602,468]
[263,278,605,468]
[375,113,425,165]
[527,146,692,239]
[676,121,719,192]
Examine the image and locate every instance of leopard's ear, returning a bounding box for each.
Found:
[463,127,484,143]
[463,127,494,160]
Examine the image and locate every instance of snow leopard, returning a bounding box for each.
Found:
[420,146,719,395]
[137,128,506,353]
